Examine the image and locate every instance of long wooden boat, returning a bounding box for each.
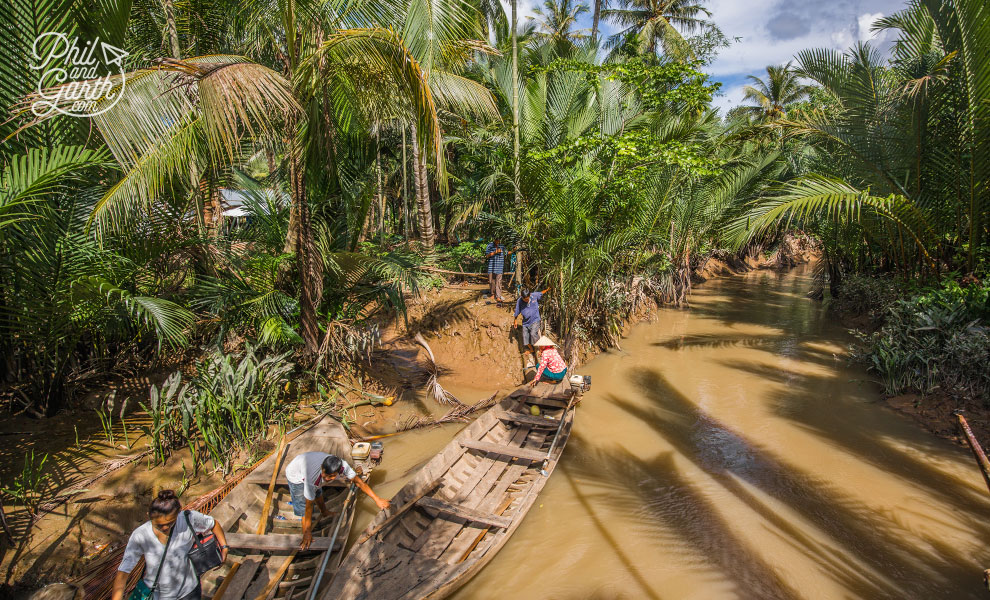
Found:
[202,421,373,600]
[322,382,579,600]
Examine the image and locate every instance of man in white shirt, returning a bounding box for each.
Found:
[284,451,390,550]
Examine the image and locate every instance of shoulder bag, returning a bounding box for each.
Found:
[184,510,223,576]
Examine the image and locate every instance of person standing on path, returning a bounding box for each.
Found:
[485,238,507,306]
[284,451,390,550]
[514,287,548,370]
[112,490,229,600]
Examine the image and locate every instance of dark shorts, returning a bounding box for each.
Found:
[288,481,322,517]
[521,322,541,346]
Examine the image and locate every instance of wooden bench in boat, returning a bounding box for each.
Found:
[415,497,512,529]
[226,532,344,552]
[494,409,559,429]
[458,440,547,462]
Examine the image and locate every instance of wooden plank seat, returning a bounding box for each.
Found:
[494,409,560,429]
[415,497,512,529]
[459,440,547,462]
[225,532,344,552]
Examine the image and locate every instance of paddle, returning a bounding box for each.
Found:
[259,436,289,534]
[306,482,357,600]
[540,393,577,477]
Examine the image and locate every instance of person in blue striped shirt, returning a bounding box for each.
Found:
[485,238,507,306]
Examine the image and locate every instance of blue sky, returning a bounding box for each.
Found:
[506,0,907,112]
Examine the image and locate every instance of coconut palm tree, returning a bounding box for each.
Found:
[737,63,812,124]
[736,0,990,278]
[602,0,711,60]
[530,0,590,45]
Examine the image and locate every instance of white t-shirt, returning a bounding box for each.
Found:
[118,510,215,600]
[284,452,357,501]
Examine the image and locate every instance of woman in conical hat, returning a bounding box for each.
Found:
[530,335,567,386]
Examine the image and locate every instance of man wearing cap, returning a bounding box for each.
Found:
[513,287,548,369]
[530,335,568,385]
[284,451,390,550]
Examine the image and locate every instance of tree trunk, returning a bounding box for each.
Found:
[410,123,435,248]
[290,152,320,355]
[591,0,602,41]
[402,125,411,242]
[511,0,523,286]
[163,0,181,59]
[376,129,384,240]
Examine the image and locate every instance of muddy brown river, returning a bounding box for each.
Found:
[352,266,990,599]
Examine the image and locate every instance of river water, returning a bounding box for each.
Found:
[354,266,990,599]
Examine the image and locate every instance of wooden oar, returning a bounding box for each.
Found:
[540,393,577,477]
[251,551,296,600]
[258,436,289,535]
[357,478,442,544]
[456,495,513,563]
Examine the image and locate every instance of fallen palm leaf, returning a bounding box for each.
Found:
[414,333,464,406]
[397,392,498,432]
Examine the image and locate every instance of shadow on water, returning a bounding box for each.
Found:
[560,461,664,600]
[715,355,990,522]
[565,437,803,600]
[613,368,988,599]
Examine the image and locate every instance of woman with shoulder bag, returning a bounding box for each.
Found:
[111,490,229,600]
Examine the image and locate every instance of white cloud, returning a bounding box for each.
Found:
[831,29,855,48]
[703,0,902,112]
[712,83,748,114]
[499,0,543,24]
[857,12,885,41]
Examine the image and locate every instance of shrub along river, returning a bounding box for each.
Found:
[352,265,990,599]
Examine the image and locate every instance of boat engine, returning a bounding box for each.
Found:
[568,374,592,394]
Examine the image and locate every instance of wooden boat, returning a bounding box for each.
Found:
[322,382,579,600]
[202,421,374,600]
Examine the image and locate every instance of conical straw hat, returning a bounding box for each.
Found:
[534,335,556,347]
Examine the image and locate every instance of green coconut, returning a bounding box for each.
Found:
[529,404,541,417]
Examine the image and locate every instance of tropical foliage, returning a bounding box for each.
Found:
[1,0,989,417]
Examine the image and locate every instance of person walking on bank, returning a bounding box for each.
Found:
[112,490,229,600]
[285,451,390,550]
[485,238,507,306]
[513,287,548,370]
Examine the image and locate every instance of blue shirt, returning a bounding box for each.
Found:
[485,242,505,273]
[514,291,543,326]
